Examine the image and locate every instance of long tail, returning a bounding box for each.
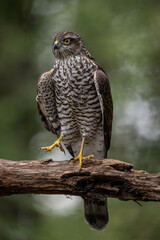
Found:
[83,197,109,231]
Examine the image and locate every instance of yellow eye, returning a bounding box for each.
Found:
[63,38,71,45]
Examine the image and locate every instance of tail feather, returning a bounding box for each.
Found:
[84,197,109,231]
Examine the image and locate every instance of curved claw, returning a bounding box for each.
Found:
[59,143,65,153]
[68,157,74,164]
[78,168,81,175]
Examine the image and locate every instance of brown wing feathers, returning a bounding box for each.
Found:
[94,69,113,153]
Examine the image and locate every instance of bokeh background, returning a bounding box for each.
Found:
[0,0,160,239]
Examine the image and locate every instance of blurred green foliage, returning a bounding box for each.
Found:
[0,0,160,239]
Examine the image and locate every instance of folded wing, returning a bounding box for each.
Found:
[94,68,113,156]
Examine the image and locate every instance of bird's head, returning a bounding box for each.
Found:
[52,31,85,59]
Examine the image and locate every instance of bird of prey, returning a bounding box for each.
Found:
[36,31,113,230]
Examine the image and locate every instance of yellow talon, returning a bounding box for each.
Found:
[40,136,64,152]
[72,138,94,171]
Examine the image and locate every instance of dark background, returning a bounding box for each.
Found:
[0,0,160,239]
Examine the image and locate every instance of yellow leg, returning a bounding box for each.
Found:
[40,136,64,152]
[73,138,94,171]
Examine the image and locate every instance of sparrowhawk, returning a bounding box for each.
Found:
[36,31,113,230]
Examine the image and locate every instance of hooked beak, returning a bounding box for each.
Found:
[53,40,59,50]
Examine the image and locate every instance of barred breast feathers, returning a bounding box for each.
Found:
[50,55,103,145]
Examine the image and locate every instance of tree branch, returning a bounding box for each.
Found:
[0,158,160,201]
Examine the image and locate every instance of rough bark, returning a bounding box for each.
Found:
[0,158,160,201]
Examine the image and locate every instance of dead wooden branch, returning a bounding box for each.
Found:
[0,158,160,201]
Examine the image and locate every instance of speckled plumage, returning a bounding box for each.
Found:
[36,31,113,230]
